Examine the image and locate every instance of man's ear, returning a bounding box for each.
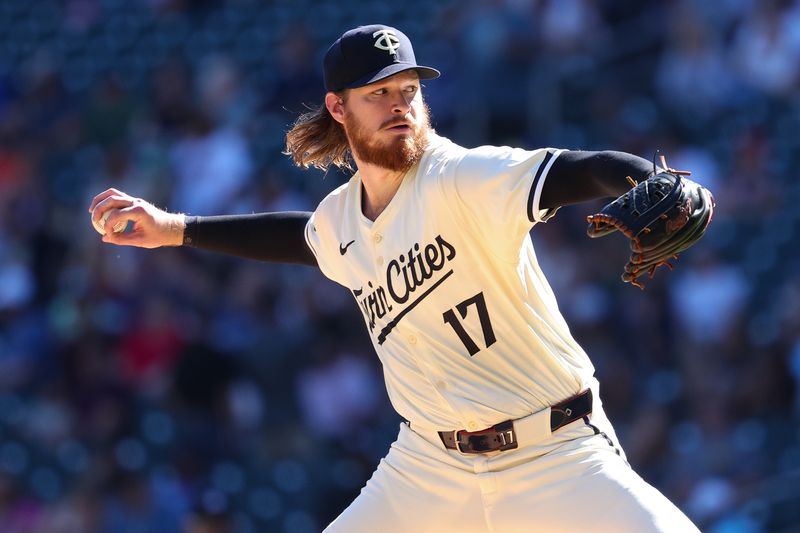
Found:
[325,92,345,125]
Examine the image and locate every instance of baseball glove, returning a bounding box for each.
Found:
[586,155,715,289]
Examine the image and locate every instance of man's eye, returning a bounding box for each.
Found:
[405,86,418,93]
[373,89,387,95]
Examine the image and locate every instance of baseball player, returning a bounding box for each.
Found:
[89,25,705,532]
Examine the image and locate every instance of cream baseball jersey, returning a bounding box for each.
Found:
[304,134,594,432]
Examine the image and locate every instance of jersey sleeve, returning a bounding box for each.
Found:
[302,177,358,287]
[304,209,340,284]
[444,146,565,255]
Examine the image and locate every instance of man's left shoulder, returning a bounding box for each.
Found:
[465,143,552,160]
[422,135,537,167]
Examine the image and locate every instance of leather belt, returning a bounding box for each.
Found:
[438,389,593,454]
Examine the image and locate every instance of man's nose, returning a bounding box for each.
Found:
[391,91,412,114]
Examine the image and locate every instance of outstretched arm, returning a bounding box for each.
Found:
[88,188,317,267]
[540,150,654,210]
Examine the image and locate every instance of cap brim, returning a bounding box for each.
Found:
[343,63,440,90]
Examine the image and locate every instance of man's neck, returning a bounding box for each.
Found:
[357,159,408,221]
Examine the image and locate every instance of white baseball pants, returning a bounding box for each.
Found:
[324,399,699,532]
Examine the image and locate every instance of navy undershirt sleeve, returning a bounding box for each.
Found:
[541,150,654,210]
[183,212,318,267]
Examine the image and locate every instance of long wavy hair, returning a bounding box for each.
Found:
[284,95,353,172]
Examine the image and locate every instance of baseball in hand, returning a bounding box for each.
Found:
[92,208,128,235]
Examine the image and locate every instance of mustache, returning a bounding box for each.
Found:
[381,118,414,129]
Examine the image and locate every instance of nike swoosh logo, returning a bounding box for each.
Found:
[339,239,355,255]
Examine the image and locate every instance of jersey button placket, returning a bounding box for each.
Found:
[371,233,384,270]
[365,228,387,337]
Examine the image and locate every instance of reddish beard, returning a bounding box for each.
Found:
[343,104,432,172]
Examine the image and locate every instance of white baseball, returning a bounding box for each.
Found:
[92,208,128,235]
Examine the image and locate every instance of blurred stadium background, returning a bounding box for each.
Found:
[1,0,799,531]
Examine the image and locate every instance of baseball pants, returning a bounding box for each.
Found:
[324,396,699,532]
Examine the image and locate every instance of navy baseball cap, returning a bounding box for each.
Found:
[323,24,440,92]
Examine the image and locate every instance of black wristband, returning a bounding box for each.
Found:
[183,215,199,246]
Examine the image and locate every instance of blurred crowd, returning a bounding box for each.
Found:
[1,0,799,531]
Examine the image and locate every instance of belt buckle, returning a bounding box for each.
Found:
[453,429,488,454]
[454,434,472,455]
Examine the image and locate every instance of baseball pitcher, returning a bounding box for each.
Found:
[89,24,713,532]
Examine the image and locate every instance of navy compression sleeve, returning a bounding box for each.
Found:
[183,212,317,267]
[541,150,654,210]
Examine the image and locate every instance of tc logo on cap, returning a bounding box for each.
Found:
[373,29,401,56]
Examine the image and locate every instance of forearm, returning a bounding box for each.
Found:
[183,212,318,267]
[541,150,653,210]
